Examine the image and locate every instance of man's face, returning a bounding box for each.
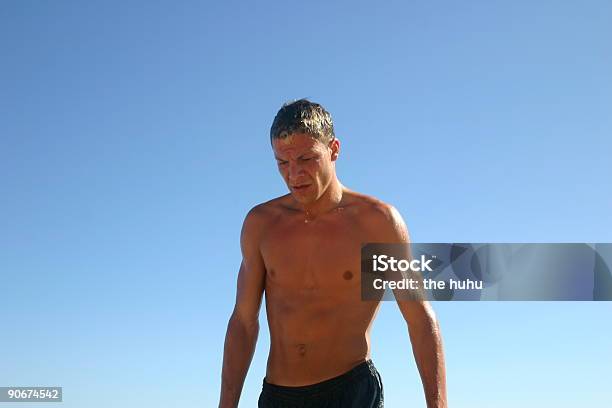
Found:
[272,133,339,205]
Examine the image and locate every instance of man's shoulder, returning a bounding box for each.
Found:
[344,190,409,241]
[344,190,401,222]
[240,196,289,246]
[244,194,292,224]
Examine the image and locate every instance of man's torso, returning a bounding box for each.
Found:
[257,192,391,385]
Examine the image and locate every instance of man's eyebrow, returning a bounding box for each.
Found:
[274,151,316,161]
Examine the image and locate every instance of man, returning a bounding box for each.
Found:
[218,99,447,407]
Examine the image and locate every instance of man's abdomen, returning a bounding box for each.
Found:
[264,293,379,386]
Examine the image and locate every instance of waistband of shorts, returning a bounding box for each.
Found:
[262,359,378,399]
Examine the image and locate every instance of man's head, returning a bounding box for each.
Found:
[270,99,335,145]
[270,99,340,205]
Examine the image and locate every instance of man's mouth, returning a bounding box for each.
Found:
[292,184,311,190]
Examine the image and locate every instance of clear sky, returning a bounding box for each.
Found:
[1,1,611,407]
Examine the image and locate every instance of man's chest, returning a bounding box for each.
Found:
[260,216,368,290]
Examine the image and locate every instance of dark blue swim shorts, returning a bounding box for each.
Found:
[258,359,384,408]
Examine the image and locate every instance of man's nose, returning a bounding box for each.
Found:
[288,161,304,181]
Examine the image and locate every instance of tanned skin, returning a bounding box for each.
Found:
[218,133,447,408]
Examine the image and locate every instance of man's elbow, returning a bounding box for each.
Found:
[228,309,260,336]
[404,302,440,332]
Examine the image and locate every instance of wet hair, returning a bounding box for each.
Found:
[270,99,335,144]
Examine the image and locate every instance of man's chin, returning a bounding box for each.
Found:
[290,191,316,204]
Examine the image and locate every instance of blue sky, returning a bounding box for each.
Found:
[1,1,611,407]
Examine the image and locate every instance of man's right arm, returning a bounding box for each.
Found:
[218,207,267,408]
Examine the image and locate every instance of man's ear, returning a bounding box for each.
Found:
[329,138,340,161]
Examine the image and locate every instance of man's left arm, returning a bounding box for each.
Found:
[376,204,448,408]
[397,298,447,408]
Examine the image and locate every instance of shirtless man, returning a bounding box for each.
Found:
[218,99,447,408]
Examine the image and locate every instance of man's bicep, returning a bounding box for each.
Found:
[233,260,265,323]
[232,209,267,323]
[374,205,431,308]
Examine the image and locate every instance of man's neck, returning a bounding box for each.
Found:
[300,178,345,217]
